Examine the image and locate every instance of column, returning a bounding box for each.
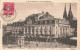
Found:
[31,27,32,34]
[34,27,36,37]
[24,28,26,35]
[62,26,63,37]
[27,27,28,34]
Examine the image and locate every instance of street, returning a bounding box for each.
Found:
[3,40,76,48]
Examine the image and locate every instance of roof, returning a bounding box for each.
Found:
[38,12,54,21]
[38,16,54,21]
[12,21,24,26]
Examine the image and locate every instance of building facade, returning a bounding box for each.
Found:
[3,4,76,40]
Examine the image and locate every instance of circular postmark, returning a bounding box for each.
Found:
[0,6,16,22]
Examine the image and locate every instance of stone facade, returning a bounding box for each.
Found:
[3,4,76,40]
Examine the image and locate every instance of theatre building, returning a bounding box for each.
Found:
[24,11,73,39]
[3,4,76,40]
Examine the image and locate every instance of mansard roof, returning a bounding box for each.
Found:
[11,21,24,26]
[39,12,54,19]
[24,13,43,22]
[38,17,54,21]
[38,14,54,21]
[24,12,54,23]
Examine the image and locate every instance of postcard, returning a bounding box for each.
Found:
[0,0,80,50]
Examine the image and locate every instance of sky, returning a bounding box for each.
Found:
[3,2,77,24]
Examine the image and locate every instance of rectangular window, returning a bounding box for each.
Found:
[50,31,51,35]
[38,21,40,24]
[41,31,42,35]
[45,31,46,35]
[47,20,49,24]
[52,20,54,23]
[60,27,62,35]
[36,31,38,35]
[32,27,34,34]
[28,27,31,34]
[43,21,45,24]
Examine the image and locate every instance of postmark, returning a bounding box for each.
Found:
[0,2,16,22]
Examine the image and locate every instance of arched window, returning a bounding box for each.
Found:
[40,26,42,35]
[36,27,38,35]
[45,26,47,29]
[45,26,47,35]
[63,26,64,34]
[50,26,51,29]
[47,20,49,24]
[38,21,40,24]
[60,27,62,34]
[41,26,42,29]
[52,20,54,23]
[49,26,52,35]
[37,27,38,29]
[50,31,51,35]
[43,21,45,24]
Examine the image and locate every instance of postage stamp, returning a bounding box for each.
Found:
[1,2,16,22]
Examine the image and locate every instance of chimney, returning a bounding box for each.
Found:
[45,12,49,17]
[46,12,49,15]
[42,11,44,14]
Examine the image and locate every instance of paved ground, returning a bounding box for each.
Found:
[3,41,76,48]
[24,41,76,48]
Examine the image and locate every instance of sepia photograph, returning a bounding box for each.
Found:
[2,2,77,48]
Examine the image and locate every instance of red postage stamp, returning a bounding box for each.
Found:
[3,2,14,16]
[1,2,16,22]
